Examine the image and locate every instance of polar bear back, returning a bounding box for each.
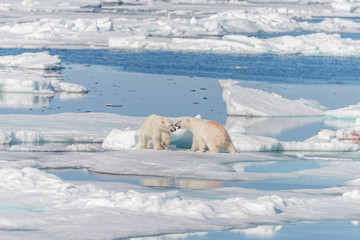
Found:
[190,118,231,147]
[140,114,175,138]
[140,114,158,137]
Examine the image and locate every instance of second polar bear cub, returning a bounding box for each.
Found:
[175,117,236,153]
[140,114,176,150]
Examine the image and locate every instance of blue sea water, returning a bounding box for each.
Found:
[1,48,360,85]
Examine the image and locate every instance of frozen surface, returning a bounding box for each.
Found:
[0,51,61,70]
[0,50,360,240]
[0,52,87,97]
[0,158,360,239]
[0,0,359,56]
[1,0,360,239]
[220,79,326,117]
[0,111,358,153]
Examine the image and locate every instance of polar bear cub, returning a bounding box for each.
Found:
[175,117,236,153]
[140,114,176,150]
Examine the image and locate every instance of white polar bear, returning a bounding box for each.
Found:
[175,117,236,153]
[140,114,176,150]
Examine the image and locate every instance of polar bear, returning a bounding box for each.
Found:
[175,117,236,153]
[140,114,176,150]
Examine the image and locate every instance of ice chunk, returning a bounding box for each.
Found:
[332,0,360,13]
[0,113,144,150]
[0,72,88,94]
[219,79,325,117]
[326,102,360,119]
[102,129,140,150]
[0,52,61,70]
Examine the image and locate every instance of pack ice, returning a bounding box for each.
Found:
[0,0,360,56]
[0,52,88,98]
[0,1,360,239]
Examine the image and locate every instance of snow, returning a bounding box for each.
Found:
[1,0,360,239]
[220,79,326,117]
[326,102,360,119]
[0,51,61,69]
[1,165,360,239]
[0,0,359,56]
[102,129,139,150]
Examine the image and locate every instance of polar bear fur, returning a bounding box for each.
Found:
[140,114,176,150]
[175,117,236,153]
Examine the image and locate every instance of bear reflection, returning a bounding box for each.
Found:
[141,178,224,189]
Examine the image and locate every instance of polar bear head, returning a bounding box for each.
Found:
[157,116,176,132]
[175,117,191,129]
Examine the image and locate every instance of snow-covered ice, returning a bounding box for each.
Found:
[220,79,326,117]
[1,158,360,239]
[0,0,359,56]
[1,0,360,239]
[0,51,61,70]
[0,52,88,110]
[0,52,87,94]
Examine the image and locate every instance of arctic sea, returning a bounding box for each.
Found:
[2,49,360,239]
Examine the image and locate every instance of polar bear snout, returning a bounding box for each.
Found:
[170,125,176,132]
[175,122,181,129]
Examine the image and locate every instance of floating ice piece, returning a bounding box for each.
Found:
[230,131,281,152]
[280,140,359,152]
[0,72,88,94]
[0,52,61,70]
[279,124,360,152]
[326,102,360,119]
[219,79,326,117]
[109,33,360,56]
[332,0,360,13]
[0,113,144,149]
[225,116,324,137]
[0,0,102,12]
[57,17,114,32]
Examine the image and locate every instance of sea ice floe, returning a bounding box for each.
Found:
[0,71,88,94]
[1,166,360,239]
[0,113,143,150]
[219,79,326,117]
[0,52,88,94]
[326,103,360,119]
[0,51,61,70]
[0,1,360,55]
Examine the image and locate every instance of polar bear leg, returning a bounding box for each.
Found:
[161,132,170,149]
[196,137,206,152]
[227,142,237,153]
[140,134,148,149]
[207,144,220,153]
[188,135,199,152]
[152,132,163,150]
